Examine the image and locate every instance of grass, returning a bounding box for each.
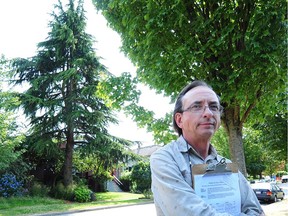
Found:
[0,192,152,216]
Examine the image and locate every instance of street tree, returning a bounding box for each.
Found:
[93,0,286,176]
[11,0,131,187]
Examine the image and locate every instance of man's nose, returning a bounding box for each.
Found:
[202,106,214,115]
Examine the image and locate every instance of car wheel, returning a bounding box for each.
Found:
[273,196,277,203]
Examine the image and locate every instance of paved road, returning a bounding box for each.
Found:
[58,183,288,216]
[64,201,287,216]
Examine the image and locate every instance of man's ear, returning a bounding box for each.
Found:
[174,113,183,129]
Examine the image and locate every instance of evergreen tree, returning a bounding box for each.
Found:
[11,0,130,187]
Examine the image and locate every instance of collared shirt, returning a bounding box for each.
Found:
[150,136,264,216]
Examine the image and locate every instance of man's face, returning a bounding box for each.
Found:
[175,86,221,142]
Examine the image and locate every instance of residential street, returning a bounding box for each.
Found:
[46,183,288,216]
[63,199,287,216]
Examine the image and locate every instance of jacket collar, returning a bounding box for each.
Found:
[177,135,220,161]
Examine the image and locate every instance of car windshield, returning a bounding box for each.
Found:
[274,185,281,190]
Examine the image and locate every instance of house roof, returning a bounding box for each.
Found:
[132,145,162,157]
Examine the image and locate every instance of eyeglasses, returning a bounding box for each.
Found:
[182,103,223,114]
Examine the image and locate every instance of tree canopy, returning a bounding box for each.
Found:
[93,0,287,176]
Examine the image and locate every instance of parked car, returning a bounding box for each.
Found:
[281,175,288,183]
[251,182,285,203]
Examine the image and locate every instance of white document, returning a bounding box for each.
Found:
[194,172,241,216]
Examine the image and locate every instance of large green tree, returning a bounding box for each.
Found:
[11,0,131,187]
[93,0,286,176]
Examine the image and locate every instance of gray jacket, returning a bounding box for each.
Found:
[150,136,264,216]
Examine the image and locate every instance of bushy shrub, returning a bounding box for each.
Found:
[130,161,151,193]
[0,173,24,197]
[74,185,92,203]
[50,182,75,201]
[29,182,49,197]
[119,170,132,192]
[143,189,153,199]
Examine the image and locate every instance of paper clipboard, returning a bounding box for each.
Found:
[192,158,241,215]
[192,158,238,189]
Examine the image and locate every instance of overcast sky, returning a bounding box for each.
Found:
[0,0,173,145]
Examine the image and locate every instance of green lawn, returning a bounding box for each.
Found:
[0,192,152,216]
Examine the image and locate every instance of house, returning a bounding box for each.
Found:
[106,142,162,192]
[133,144,162,158]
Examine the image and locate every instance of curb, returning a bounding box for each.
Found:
[33,201,154,216]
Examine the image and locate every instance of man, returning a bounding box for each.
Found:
[150,80,264,216]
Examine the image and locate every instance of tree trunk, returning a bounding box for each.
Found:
[63,128,74,187]
[63,78,75,187]
[222,107,247,177]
